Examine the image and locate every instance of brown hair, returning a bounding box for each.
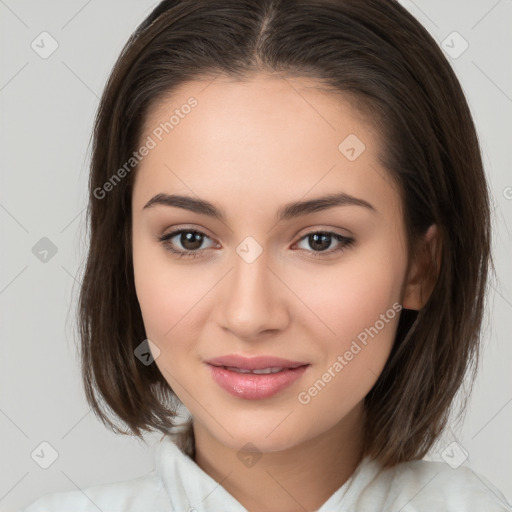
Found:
[78,0,492,466]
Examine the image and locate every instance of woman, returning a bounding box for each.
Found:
[21,0,509,510]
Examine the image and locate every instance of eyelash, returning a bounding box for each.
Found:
[156,228,355,260]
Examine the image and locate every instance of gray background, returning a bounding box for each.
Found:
[1,0,511,510]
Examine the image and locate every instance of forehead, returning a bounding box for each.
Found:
[132,73,398,219]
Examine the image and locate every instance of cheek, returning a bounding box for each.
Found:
[135,274,203,346]
[291,239,405,402]
[290,240,406,344]
[133,238,195,342]
[133,241,220,371]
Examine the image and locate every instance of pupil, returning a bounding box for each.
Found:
[182,231,203,250]
[310,233,330,251]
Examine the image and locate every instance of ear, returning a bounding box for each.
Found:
[402,224,442,310]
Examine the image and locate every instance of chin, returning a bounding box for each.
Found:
[200,410,313,453]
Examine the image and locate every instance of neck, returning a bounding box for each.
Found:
[193,405,365,512]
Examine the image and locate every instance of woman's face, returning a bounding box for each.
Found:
[131,73,417,453]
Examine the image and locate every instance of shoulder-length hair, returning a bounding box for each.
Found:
[78,0,491,466]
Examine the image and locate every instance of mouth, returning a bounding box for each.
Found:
[205,354,310,400]
[216,366,294,374]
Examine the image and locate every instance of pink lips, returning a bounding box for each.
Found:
[205,355,310,400]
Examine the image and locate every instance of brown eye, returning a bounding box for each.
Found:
[158,229,216,258]
[308,233,332,251]
[177,230,204,250]
[295,231,355,258]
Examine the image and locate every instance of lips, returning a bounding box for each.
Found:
[205,354,310,400]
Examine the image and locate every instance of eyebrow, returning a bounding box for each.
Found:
[142,192,376,221]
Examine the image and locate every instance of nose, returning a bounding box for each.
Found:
[217,246,290,340]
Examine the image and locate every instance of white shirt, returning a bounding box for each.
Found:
[20,434,511,511]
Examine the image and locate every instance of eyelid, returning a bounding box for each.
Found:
[294,224,354,239]
[159,224,352,242]
[157,223,215,240]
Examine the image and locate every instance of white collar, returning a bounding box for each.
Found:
[155,434,382,511]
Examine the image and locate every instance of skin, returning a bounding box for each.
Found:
[131,73,437,512]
